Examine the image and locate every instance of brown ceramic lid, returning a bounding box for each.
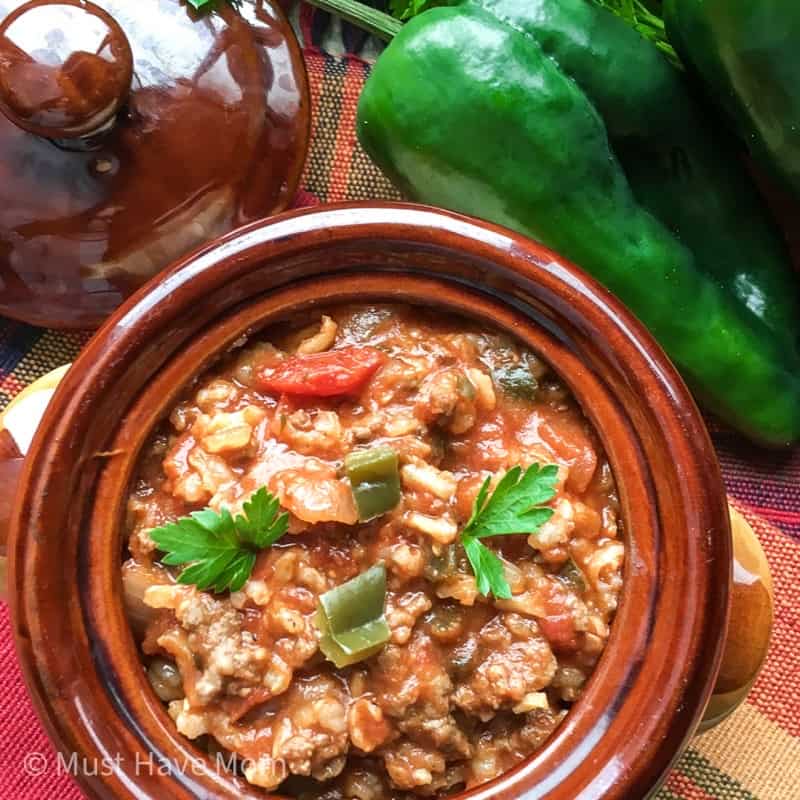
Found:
[0,0,133,138]
[0,0,309,329]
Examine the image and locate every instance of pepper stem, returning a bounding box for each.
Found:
[301,0,402,41]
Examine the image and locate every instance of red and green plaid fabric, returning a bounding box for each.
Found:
[1,24,799,800]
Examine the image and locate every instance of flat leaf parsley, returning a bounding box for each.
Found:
[149,487,288,593]
[461,464,558,599]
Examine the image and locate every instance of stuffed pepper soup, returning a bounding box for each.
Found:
[122,304,625,798]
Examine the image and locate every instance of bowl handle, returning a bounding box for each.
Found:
[0,366,70,600]
[699,506,774,731]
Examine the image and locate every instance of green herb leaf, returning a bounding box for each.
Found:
[388,0,451,21]
[149,487,288,593]
[590,0,681,68]
[462,536,513,599]
[235,487,289,549]
[460,463,558,598]
[463,464,558,538]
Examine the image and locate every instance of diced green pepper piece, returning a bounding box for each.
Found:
[330,618,390,655]
[423,543,459,582]
[559,557,587,593]
[315,609,387,668]
[345,446,401,522]
[320,564,388,641]
[315,565,391,666]
[492,362,538,400]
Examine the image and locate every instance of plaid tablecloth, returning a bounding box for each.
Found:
[1,7,799,799]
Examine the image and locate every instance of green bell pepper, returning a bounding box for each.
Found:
[665,0,800,199]
[492,362,538,401]
[316,564,391,667]
[353,1,800,445]
[467,0,797,348]
[345,445,401,521]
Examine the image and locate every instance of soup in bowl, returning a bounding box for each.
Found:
[122,303,624,796]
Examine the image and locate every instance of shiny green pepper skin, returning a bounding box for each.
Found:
[357,4,800,445]
[665,0,800,199]
[466,0,797,349]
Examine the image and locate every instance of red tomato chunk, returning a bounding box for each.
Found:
[258,346,387,397]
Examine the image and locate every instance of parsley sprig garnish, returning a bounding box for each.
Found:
[149,487,289,593]
[461,464,558,600]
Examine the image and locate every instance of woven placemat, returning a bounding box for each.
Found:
[0,19,798,800]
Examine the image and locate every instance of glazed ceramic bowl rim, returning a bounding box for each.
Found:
[9,202,731,800]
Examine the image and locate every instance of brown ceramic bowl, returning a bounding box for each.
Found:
[0,203,772,799]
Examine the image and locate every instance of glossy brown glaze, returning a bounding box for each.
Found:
[700,507,774,731]
[0,0,309,329]
[0,457,20,599]
[0,0,133,138]
[4,204,737,800]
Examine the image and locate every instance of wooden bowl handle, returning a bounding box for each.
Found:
[699,505,774,731]
[0,365,70,600]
